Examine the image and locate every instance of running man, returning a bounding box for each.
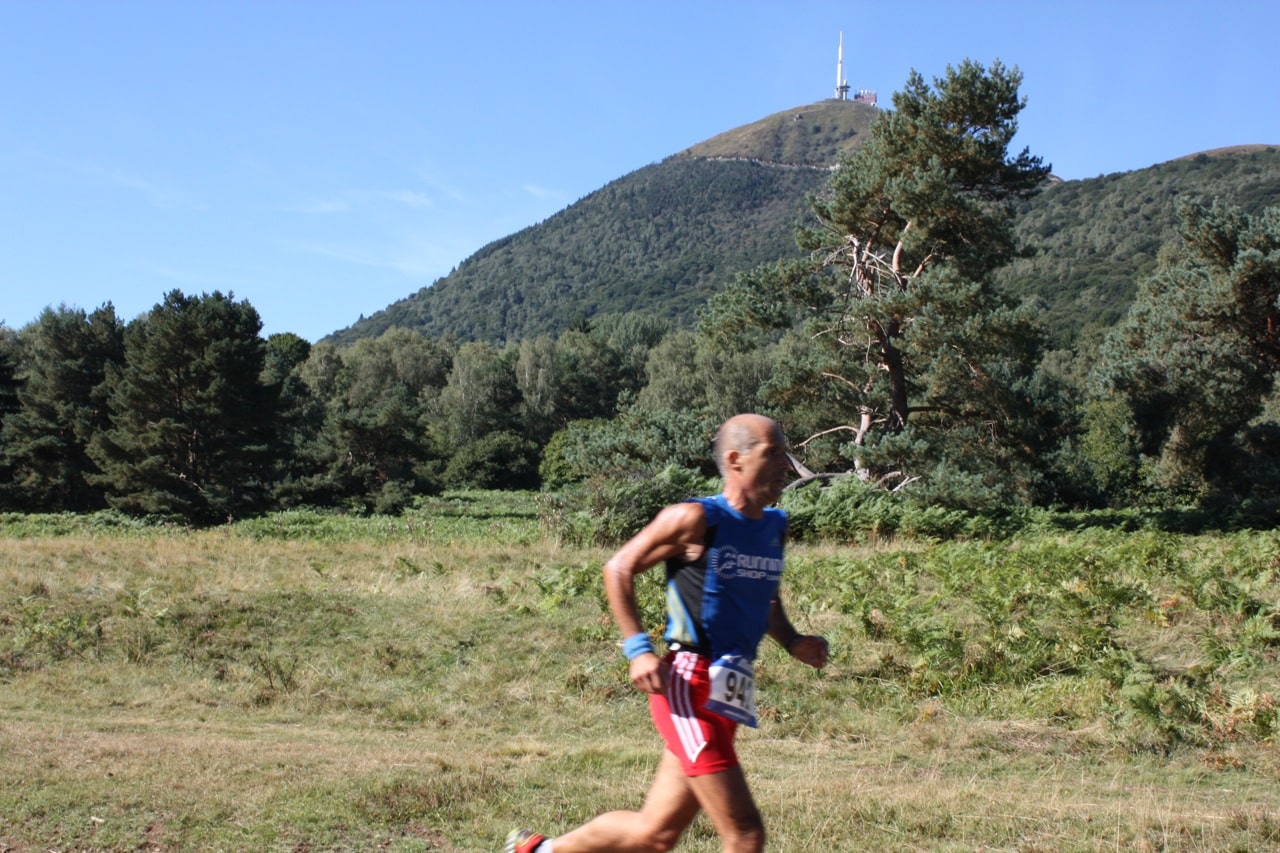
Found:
[507,413,829,852]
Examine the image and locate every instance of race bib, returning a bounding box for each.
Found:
[705,654,758,728]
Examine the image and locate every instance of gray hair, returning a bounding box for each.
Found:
[714,415,773,477]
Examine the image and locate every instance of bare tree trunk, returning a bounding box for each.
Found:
[852,405,873,479]
[883,340,909,432]
[870,316,910,434]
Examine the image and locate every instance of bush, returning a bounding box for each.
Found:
[539,465,720,546]
[538,427,583,491]
[1079,398,1144,503]
[550,408,719,483]
[372,480,416,515]
[781,476,1037,543]
[443,431,541,491]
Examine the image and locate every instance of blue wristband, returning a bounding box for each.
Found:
[622,632,656,660]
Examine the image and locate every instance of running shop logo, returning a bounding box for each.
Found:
[712,547,783,582]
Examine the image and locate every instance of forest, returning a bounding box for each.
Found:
[2,60,1279,534]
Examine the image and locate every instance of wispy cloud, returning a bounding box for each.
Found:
[138,259,234,289]
[522,183,562,200]
[371,189,433,209]
[286,188,434,214]
[76,161,205,210]
[411,163,470,205]
[287,198,349,214]
[289,238,448,279]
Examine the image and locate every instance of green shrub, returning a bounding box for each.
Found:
[538,427,582,491]
[781,477,1038,543]
[539,465,719,546]
[1079,398,1145,503]
[443,431,541,491]
[550,408,719,483]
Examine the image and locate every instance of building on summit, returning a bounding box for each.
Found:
[834,32,877,106]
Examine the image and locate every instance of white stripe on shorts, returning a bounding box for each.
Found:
[668,650,706,763]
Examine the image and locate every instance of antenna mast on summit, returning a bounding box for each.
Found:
[835,32,850,100]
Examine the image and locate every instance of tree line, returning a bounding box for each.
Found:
[0,296,672,521]
[2,60,1278,525]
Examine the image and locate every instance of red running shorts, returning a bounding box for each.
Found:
[648,649,739,776]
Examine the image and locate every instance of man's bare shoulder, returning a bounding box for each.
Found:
[653,499,706,526]
[641,500,708,544]
[607,499,708,571]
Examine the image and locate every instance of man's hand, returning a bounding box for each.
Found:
[629,652,667,693]
[787,635,829,669]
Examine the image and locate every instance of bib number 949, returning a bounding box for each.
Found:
[705,654,758,728]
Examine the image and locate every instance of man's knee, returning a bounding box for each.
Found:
[728,811,765,851]
[637,821,683,853]
[616,827,675,853]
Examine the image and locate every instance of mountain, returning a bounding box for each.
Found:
[325,100,877,346]
[325,100,1280,349]
[676,98,877,165]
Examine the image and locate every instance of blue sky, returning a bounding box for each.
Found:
[3,1,1277,342]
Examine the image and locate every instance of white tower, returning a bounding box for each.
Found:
[835,32,850,100]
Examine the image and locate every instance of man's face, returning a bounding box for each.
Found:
[736,426,791,505]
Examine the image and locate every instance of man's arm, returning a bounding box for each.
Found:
[768,596,829,669]
[603,501,706,693]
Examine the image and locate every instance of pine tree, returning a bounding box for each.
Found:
[88,290,277,522]
[259,331,316,501]
[702,60,1052,503]
[0,326,21,506]
[1089,201,1280,498]
[0,305,124,511]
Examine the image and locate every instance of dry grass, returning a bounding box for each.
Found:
[2,503,1278,850]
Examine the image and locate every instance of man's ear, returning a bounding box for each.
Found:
[723,448,741,472]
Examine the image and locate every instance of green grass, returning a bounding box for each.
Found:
[2,493,1278,850]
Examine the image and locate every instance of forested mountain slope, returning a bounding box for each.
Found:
[997,145,1280,346]
[329,157,831,345]
[326,94,1279,349]
[326,101,876,346]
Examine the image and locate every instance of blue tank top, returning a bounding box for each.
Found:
[662,494,787,661]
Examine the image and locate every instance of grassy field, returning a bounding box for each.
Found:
[2,494,1278,851]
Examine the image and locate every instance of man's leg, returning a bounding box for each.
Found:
[549,750,701,853]
[685,764,764,853]
[548,750,764,853]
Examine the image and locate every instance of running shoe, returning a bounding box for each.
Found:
[505,828,546,853]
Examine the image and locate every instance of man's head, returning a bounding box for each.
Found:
[715,414,791,512]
